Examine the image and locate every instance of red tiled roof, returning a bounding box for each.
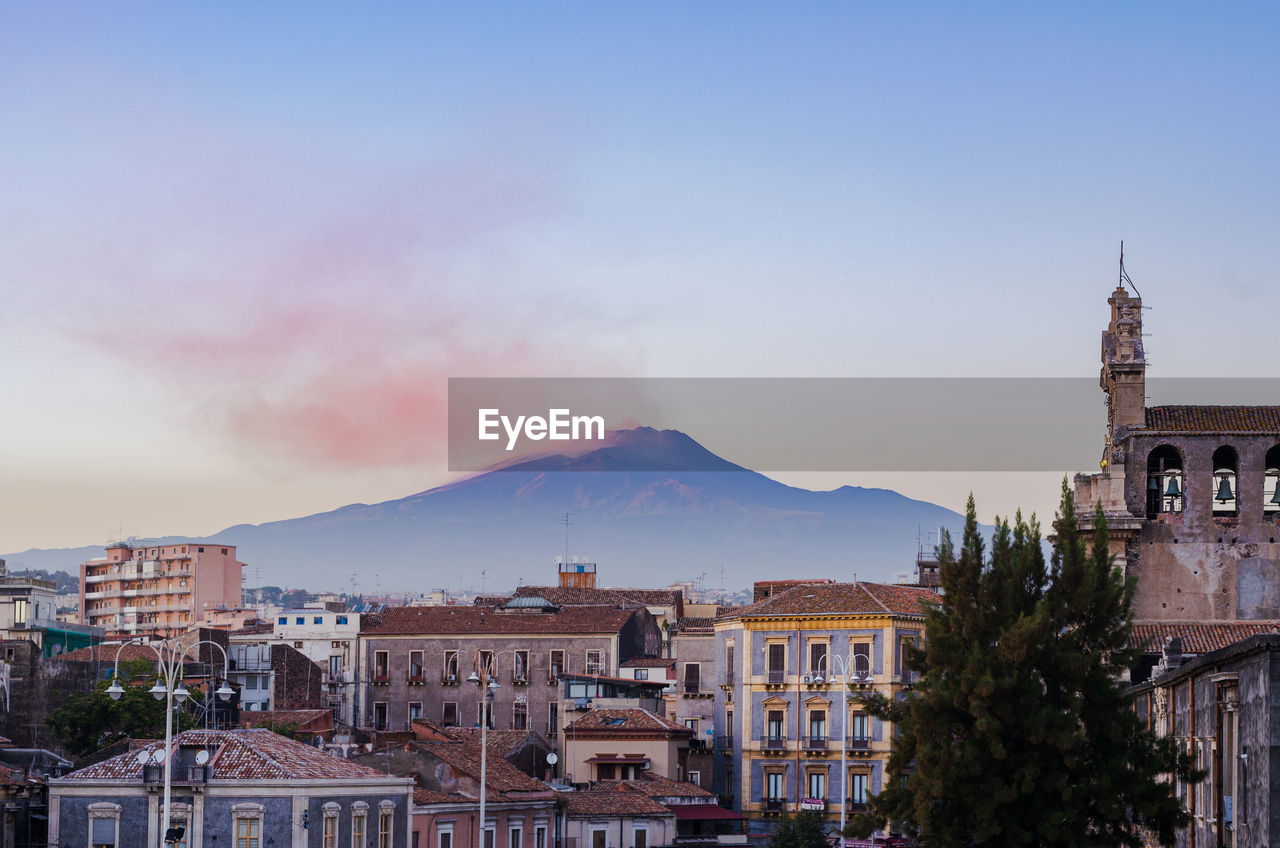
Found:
[1141,406,1280,434]
[414,736,551,797]
[565,788,676,818]
[720,582,934,621]
[414,788,471,805]
[620,658,675,669]
[514,586,683,608]
[362,605,639,636]
[595,772,717,800]
[239,710,334,731]
[56,644,160,664]
[565,708,691,735]
[61,729,399,782]
[676,617,715,634]
[1130,622,1280,655]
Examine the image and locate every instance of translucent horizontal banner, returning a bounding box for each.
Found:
[447,378,1280,473]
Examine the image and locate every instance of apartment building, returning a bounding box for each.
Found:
[80,541,244,639]
[712,581,935,838]
[357,598,661,735]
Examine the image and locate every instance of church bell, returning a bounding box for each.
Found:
[1216,476,1234,502]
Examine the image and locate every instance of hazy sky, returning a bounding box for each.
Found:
[3,3,1279,553]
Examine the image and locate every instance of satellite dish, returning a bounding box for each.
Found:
[546,752,559,765]
[134,751,151,766]
[195,750,210,765]
[150,749,167,765]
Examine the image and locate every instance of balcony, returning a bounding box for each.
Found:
[407,675,425,686]
[846,736,871,751]
[714,735,735,752]
[803,735,828,750]
[766,670,786,685]
[760,735,787,751]
[763,799,787,812]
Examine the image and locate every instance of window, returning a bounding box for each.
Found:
[766,709,785,745]
[807,771,826,800]
[485,829,496,848]
[437,824,452,848]
[767,643,786,681]
[277,616,288,625]
[684,663,700,693]
[259,674,270,690]
[479,650,494,676]
[12,599,26,626]
[88,802,121,848]
[550,649,565,678]
[514,650,529,681]
[375,651,389,679]
[443,702,458,726]
[548,702,558,735]
[725,644,735,685]
[409,702,422,722]
[312,616,323,624]
[444,651,459,680]
[379,802,395,848]
[535,825,546,848]
[330,655,343,677]
[1266,445,1280,514]
[323,809,338,848]
[766,771,786,801]
[232,805,264,848]
[687,771,700,785]
[635,668,648,680]
[374,702,387,730]
[725,709,733,744]
[852,642,871,678]
[809,709,827,742]
[510,827,522,848]
[294,641,304,649]
[808,640,827,674]
[586,650,605,676]
[1147,445,1185,517]
[337,615,349,625]
[409,651,424,681]
[513,701,528,730]
[1213,445,1240,516]
[591,830,606,848]
[296,617,305,625]
[895,635,918,680]
[633,826,648,848]
[848,710,870,746]
[246,675,258,690]
[848,771,869,805]
[353,806,368,848]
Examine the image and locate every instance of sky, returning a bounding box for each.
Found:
[3,3,1280,553]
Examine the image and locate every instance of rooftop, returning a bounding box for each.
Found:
[1138,405,1280,434]
[720,581,936,621]
[565,708,691,735]
[58,729,399,782]
[513,585,684,609]
[564,787,676,819]
[1130,621,1280,655]
[363,605,641,636]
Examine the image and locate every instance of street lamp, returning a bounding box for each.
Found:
[105,638,235,848]
[466,650,521,848]
[817,651,870,837]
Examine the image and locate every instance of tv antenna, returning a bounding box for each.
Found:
[562,512,573,564]
[1119,241,1141,298]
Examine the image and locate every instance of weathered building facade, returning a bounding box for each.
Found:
[357,601,661,735]
[1075,286,1280,623]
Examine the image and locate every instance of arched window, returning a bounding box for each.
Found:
[1147,445,1184,518]
[1266,446,1280,516]
[1213,446,1239,516]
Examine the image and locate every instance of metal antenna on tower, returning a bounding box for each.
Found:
[563,513,573,563]
[1119,241,1141,298]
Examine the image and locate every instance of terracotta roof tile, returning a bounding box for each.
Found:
[60,729,398,782]
[239,710,334,731]
[363,605,641,636]
[55,644,160,664]
[1140,406,1280,434]
[514,586,683,608]
[675,617,715,634]
[719,582,934,621]
[1130,622,1280,655]
[620,658,675,669]
[565,788,676,818]
[595,772,717,800]
[565,708,691,735]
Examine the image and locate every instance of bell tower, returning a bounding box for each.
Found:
[1101,284,1146,440]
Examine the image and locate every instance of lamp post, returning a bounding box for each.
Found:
[465,649,525,848]
[105,638,235,848]
[815,650,869,837]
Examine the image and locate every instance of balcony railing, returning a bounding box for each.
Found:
[846,735,871,750]
[714,735,735,751]
[766,669,786,684]
[803,735,827,749]
[763,799,787,811]
[682,684,701,695]
[761,735,787,750]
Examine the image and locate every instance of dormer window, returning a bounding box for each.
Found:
[1265,446,1280,515]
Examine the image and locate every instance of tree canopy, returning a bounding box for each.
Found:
[848,483,1199,848]
[47,661,202,757]
[766,810,829,848]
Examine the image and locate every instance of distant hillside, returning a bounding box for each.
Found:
[4,428,968,594]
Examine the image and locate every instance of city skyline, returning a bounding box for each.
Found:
[4,4,1280,551]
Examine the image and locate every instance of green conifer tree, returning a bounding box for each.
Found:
[847,484,1198,847]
